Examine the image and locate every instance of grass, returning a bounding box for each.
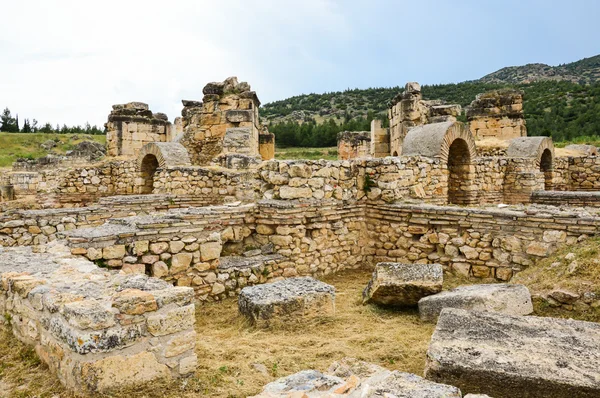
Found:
[0,269,436,397]
[275,146,338,160]
[0,132,106,168]
[513,236,600,322]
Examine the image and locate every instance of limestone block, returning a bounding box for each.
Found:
[170,253,193,274]
[226,110,253,123]
[103,245,126,260]
[279,185,313,199]
[418,284,533,322]
[80,351,170,392]
[146,304,195,336]
[362,263,443,306]
[112,289,158,315]
[425,308,600,397]
[62,300,116,330]
[200,241,221,261]
[238,277,335,327]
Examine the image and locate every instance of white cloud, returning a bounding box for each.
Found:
[0,0,350,126]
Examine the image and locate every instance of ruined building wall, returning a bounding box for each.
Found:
[365,203,598,282]
[179,77,262,165]
[337,131,371,160]
[370,120,390,158]
[467,89,527,140]
[105,102,171,157]
[387,83,461,156]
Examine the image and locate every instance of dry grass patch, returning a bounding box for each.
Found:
[0,269,436,397]
[513,236,600,322]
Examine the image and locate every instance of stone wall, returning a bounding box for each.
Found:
[179,77,262,165]
[364,203,598,281]
[567,156,600,190]
[387,82,460,156]
[0,245,196,393]
[0,194,233,247]
[532,191,600,207]
[467,89,526,140]
[153,166,259,204]
[105,102,171,158]
[337,131,371,160]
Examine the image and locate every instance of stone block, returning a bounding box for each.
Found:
[147,304,195,336]
[112,289,158,315]
[200,241,221,261]
[170,252,193,274]
[418,284,533,322]
[425,308,600,397]
[80,351,170,392]
[238,277,335,327]
[362,263,443,306]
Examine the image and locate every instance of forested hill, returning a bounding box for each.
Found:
[476,55,600,85]
[260,54,600,148]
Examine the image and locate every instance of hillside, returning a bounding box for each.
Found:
[260,55,600,147]
[0,133,106,168]
[476,55,600,85]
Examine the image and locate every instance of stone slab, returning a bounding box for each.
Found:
[238,277,335,327]
[425,308,600,397]
[363,263,443,306]
[418,283,533,322]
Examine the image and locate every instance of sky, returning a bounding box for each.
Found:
[1,0,599,127]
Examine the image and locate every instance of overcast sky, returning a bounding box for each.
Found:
[1,0,599,127]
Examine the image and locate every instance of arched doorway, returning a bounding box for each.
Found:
[540,148,553,190]
[140,154,159,194]
[447,138,473,205]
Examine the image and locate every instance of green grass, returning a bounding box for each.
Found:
[275,146,338,160]
[0,132,106,168]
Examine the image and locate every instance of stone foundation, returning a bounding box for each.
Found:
[0,245,196,393]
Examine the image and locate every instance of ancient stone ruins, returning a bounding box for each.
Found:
[1,77,600,396]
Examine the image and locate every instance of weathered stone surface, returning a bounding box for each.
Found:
[112,289,158,315]
[355,371,461,398]
[425,308,600,398]
[418,284,533,322]
[238,277,335,327]
[252,359,461,397]
[363,263,443,306]
[80,351,170,392]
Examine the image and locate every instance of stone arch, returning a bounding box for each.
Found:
[137,143,192,194]
[507,137,555,190]
[137,142,192,169]
[401,121,476,164]
[402,121,477,205]
[140,154,159,194]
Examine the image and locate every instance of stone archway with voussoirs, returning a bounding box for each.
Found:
[137,142,193,194]
[402,121,477,205]
[507,137,555,190]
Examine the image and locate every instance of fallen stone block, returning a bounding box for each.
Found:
[363,263,443,306]
[238,277,335,327]
[425,308,600,397]
[251,358,462,397]
[418,283,533,322]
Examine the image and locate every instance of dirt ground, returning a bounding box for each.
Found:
[0,269,437,398]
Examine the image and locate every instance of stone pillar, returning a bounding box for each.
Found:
[467,89,527,140]
[370,119,390,157]
[259,133,275,160]
[105,102,171,158]
[179,77,262,165]
[388,82,429,156]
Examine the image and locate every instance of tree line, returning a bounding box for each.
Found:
[0,107,105,135]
